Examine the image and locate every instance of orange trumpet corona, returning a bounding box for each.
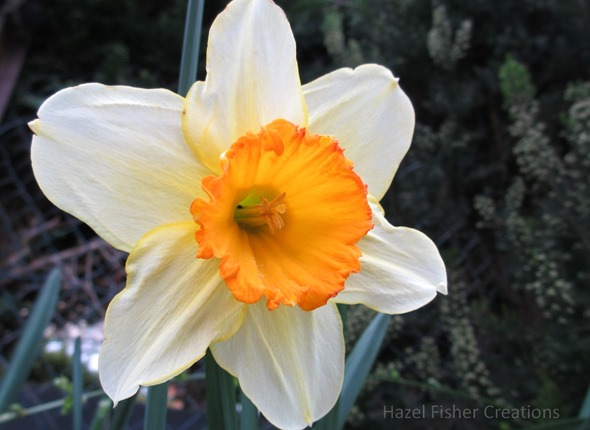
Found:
[191,119,373,311]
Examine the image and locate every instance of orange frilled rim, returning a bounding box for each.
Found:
[190,119,373,311]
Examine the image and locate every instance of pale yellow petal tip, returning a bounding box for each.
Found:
[29,119,40,135]
[367,195,384,215]
[102,380,139,408]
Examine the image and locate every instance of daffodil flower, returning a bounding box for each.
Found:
[29,0,446,428]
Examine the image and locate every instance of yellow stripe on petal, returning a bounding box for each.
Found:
[31,84,212,252]
[191,119,373,311]
[99,222,246,403]
[182,0,307,172]
[211,301,344,429]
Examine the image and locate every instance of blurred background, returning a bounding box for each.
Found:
[1,0,589,428]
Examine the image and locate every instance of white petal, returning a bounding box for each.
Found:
[211,301,344,430]
[99,222,246,403]
[335,199,447,313]
[30,83,211,252]
[303,64,415,200]
[182,0,307,172]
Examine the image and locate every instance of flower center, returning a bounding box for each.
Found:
[233,192,287,233]
[191,119,373,311]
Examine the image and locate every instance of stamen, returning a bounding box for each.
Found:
[234,192,287,233]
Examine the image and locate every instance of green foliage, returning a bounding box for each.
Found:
[5,0,590,428]
[338,313,391,428]
[319,0,590,428]
[499,57,536,109]
[144,383,169,430]
[16,0,188,106]
[205,351,237,430]
[0,269,61,414]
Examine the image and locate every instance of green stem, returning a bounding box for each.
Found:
[0,390,104,424]
[144,384,168,430]
[0,268,61,414]
[178,0,206,96]
[72,337,83,430]
[239,387,258,430]
[110,394,138,430]
[206,349,237,430]
[579,379,590,419]
[139,0,208,426]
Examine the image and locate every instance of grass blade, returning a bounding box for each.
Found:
[135,1,206,428]
[0,268,61,413]
[314,397,339,430]
[239,386,258,430]
[110,393,138,430]
[144,383,168,430]
[72,337,83,430]
[580,381,590,420]
[314,305,348,429]
[206,349,237,430]
[178,0,205,96]
[0,390,103,425]
[337,312,390,429]
[89,398,111,430]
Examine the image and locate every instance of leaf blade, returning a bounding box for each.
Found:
[0,268,61,413]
